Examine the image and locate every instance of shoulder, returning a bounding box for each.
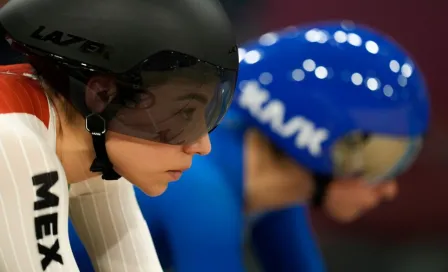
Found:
[0,64,50,128]
[0,119,62,188]
[0,64,55,163]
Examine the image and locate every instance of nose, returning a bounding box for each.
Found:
[183,134,212,156]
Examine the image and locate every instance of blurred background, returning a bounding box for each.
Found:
[221,0,448,271]
[1,0,447,271]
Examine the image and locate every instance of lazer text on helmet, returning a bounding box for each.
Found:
[238,81,329,157]
[30,26,112,60]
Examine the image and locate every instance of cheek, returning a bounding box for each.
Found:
[106,138,160,175]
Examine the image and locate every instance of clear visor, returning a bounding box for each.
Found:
[85,52,237,145]
[332,132,423,184]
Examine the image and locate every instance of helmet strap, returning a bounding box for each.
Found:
[311,173,333,207]
[85,113,121,180]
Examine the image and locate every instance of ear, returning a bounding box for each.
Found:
[85,75,117,113]
[244,129,277,171]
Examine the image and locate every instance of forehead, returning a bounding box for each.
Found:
[145,77,219,99]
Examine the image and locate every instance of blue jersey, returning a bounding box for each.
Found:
[69,119,325,272]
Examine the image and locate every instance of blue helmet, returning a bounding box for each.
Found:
[227,21,430,182]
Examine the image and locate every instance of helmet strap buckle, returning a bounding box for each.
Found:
[85,113,121,180]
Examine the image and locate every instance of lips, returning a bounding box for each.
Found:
[167,170,183,181]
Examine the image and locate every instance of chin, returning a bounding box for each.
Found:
[139,183,169,197]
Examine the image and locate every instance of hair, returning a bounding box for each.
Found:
[28,55,81,128]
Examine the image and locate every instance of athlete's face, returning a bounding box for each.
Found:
[85,76,215,195]
[106,80,214,196]
[244,130,399,217]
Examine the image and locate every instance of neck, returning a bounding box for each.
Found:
[53,98,100,183]
[243,129,314,213]
[244,166,313,213]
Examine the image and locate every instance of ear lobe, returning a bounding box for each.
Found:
[85,76,117,113]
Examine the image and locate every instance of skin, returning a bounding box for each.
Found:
[244,129,398,223]
[53,75,212,196]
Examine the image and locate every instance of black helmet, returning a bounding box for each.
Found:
[0,0,238,179]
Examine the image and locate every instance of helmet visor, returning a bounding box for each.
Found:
[96,52,237,145]
[331,132,423,184]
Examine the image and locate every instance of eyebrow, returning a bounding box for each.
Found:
[176,93,208,104]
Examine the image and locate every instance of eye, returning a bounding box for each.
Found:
[181,108,195,121]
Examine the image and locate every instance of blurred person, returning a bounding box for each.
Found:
[69,21,430,272]
[258,2,448,272]
[0,0,238,271]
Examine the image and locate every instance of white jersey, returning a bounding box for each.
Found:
[0,64,162,272]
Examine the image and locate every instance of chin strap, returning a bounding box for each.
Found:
[85,113,121,180]
[311,173,333,207]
